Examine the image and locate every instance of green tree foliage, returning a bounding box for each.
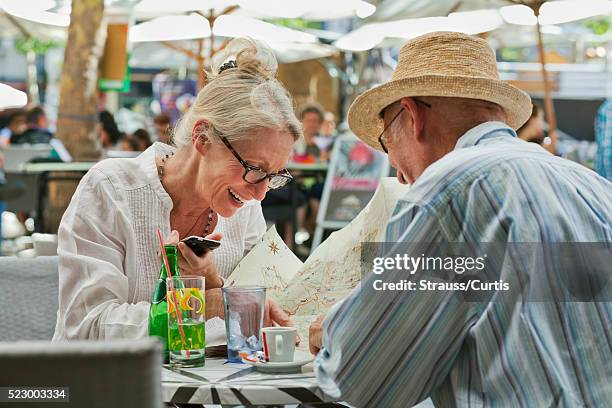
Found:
[584,18,610,35]
[15,38,60,55]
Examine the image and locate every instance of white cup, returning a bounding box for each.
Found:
[262,327,296,363]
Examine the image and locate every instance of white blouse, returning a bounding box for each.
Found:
[53,142,266,341]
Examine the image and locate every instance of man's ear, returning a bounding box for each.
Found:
[192,119,212,154]
[399,97,425,142]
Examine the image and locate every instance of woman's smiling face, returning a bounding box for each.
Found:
[198,128,295,218]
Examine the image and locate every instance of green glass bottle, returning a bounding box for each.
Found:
[148,244,179,363]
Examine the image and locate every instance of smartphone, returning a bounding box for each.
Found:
[180,236,221,257]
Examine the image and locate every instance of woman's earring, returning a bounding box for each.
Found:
[192,121,211,145]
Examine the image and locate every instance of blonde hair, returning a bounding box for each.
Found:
[173,38,302,148]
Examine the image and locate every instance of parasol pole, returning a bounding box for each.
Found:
[197,37,205,89]
[532,2,558,153]
[508,0,558,153]
[207,9,215,63]
[512,0,559,153]
[5,13,40,104]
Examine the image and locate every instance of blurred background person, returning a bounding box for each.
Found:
[0,135,26,249]
[132,128,152,151]
[0,109,27,146]
[315,111,337,158]
[595,98,611,181]
[176,93,195,116]
[153,112,172,144]
[120,134,140,152]
[294,103,325,162]
[291,103,328,246]
[10,105,53,144]
[0,149,4,251]
[321,111,336,137]
[98,110,124,149]
[517,103,546,145]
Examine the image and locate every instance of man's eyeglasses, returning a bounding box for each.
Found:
[220,136,293,190]
[378,98,432,153]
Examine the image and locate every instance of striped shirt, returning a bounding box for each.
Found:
[596,99,612,181]
[314,122,612,407]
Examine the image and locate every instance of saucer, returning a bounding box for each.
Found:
[241,351,314,373]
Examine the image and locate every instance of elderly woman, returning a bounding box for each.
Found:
[53,39,301,340]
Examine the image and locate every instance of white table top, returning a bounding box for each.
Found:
[287,162,329,172]
[162,357,332,405]
[20,162,95,174]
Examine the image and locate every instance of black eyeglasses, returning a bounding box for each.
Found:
[220,136,293,190]
[378,98,432,153]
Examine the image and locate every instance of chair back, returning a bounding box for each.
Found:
[0,339,162,408]
[32,233,58,256]
[3,145,53,171]
[0,256,59,341]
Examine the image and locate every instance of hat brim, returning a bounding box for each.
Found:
[348,75,532,152]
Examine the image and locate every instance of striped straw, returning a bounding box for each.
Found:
[156,228,190,359]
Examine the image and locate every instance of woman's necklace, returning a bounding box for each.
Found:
[158,152,215,235]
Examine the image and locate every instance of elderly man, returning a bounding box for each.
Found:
[309,32,612,407]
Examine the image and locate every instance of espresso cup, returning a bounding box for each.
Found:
[262,327,297,363]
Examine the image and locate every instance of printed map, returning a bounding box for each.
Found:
[225,177,407,348]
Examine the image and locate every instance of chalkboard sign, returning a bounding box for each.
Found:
[312,133,389,249]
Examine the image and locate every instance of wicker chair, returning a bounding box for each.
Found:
[0,256,58,341]
[0,339,162,408]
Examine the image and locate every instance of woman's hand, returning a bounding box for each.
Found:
[204,288,224,320]
[265,299,301,346]
[264,299,291,327]
[164,230,224,289]
[205,291,300,346]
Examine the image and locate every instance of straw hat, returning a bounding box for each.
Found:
[348,31,532,151]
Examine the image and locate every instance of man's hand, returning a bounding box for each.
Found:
[309,315,325,355]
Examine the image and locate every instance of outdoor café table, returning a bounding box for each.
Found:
[286,162,329,173]
[162,357,335,406]
[20,162,95,232]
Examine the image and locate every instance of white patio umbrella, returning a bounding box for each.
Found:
[500,0,612,26]
[0,0,70,104]
[129,0,348,87]
[500,0,612,152]
[129,13,211,43]
[136,0,375,19]
[250,41,335,64]
[334,9,504,51]
[133,0,233,16]
[335,0,611,151]
[130,40,335,68]
[212,14,318,43]
[0,0,69,26]
[129,12,323,85]
[235,0,375,20]
[0,83,28,109]
[0,11,66,41]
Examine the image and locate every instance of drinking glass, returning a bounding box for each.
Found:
[167,276,206,367]
[222,286,266,363]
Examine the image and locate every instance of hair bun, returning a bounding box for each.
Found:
[218,60,237,74]
[210,37,278,81]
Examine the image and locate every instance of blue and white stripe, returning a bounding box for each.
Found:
[596,99,612,181]
[315,122,612,407]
